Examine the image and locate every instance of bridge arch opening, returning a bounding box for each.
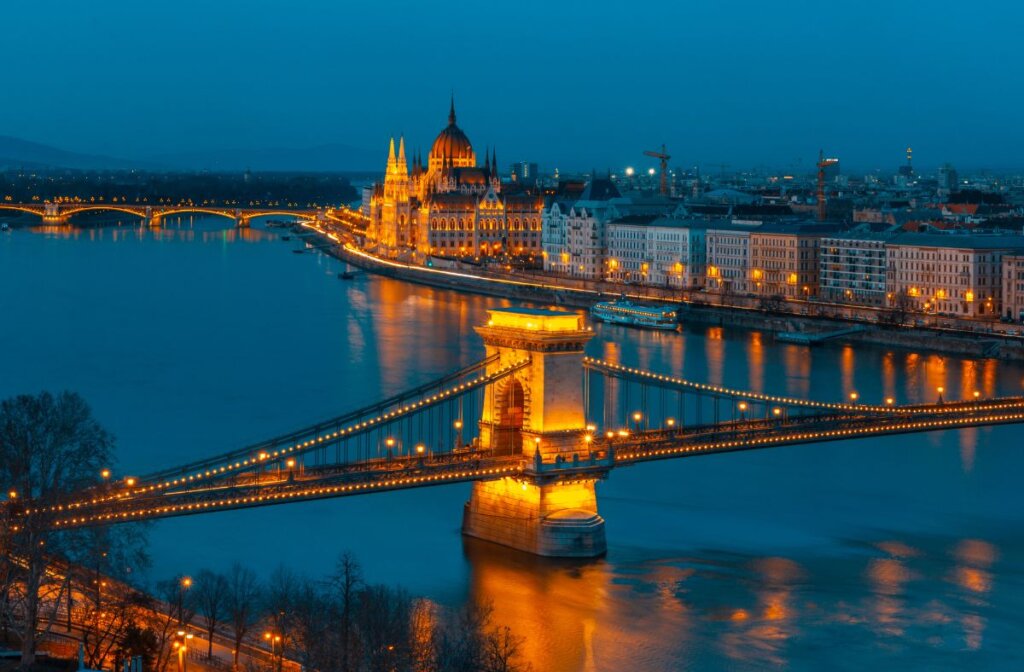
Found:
[494,377,525,455]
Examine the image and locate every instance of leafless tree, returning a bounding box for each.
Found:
[226,563,261,671]
[0,391,117,668]
[194,569,229,659]
[330,551,363,672]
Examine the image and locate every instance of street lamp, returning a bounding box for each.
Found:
[454,419,464,449]
[738,401,748,419]
[937,386,945,404]
[264,631,283,672]
[174,629,194,672]
[849,391,859,403]
[178,577,192,625]
[632,411,642,431]
[665,417,676,431]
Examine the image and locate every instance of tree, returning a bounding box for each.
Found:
[226,563,261,671]
[330,551,363,672]
[194,569,229,659]
[0,391,116,668]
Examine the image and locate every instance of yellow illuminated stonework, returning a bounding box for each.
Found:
[464,308,607,557]
[486,308,584,333]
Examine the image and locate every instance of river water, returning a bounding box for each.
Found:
[1,219,1022,671]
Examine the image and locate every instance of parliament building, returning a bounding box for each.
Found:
[366,99,543,260]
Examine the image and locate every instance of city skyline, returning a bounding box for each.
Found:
[2,1,1023,172]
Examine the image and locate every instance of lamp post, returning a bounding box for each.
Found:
[174,629,193,672]
[263,632,283,672]
[454,419,463,449]
[632,411,642,432]
[178,576,192,625]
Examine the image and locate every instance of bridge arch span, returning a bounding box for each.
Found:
[154,208,237,221]
[241,211,310,220]
[60,206,147,220]
[0,204,46,217]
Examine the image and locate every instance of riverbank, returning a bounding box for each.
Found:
[304,225,1024,361]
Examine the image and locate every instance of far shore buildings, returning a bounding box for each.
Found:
[365,99,543,259]
[887,233,1024,317]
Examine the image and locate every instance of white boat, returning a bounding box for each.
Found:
[590,298,678,330]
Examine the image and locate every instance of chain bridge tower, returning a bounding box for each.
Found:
[462,308,608,557]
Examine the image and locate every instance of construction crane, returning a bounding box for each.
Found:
[643,144,671,196]
[816,149,839,222]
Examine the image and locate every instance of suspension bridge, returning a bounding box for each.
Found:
[10,307,1024,557]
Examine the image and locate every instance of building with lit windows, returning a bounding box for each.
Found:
[1001,254,1024,322]
[542,179,626,279]
[749,222,839,298]
[818,231,896,306]
[886,233,1024,317]
[605,216,709,288]
[366,98,543,260]
[705,224,759,294]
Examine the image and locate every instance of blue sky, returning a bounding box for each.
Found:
[3,0,1022,171]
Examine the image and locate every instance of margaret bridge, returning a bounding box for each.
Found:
[0,201,369,228]
[6,307,1024,558]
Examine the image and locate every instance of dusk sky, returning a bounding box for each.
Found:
[4,0,1023,172]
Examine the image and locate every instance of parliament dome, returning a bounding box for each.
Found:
[430,98,474,163]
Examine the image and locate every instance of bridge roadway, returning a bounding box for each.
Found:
[38,394,1024,529]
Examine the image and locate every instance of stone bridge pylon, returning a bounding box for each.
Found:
[462,308,608,557]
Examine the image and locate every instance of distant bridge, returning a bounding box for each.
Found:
[9,308,1022,559]
[0,201,359,228]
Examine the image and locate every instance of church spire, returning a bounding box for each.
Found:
[397,136,408,175]
[386,137,396,172]
[448,93,456,126]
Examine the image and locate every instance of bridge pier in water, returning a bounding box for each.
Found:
[462,308,608,558]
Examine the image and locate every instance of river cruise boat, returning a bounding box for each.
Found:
[590,298,679,330]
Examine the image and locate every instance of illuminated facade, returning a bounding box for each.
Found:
[605,216,707,288]
[748,223,838,298]
[887,234,1022,317]
[366,99,543,259]
[1001,254,1024,321]
[705,225,757,294]
[819,231,894,306]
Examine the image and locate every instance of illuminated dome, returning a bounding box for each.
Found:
[430,97,474,165]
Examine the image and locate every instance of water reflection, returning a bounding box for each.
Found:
[464,538,612,672]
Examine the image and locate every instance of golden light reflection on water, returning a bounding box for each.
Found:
[720,557,801,667]
[705,327,724,387]
[464,538,613,672]
[748,331,764,393]
[466,533,1005,668]
[782,344,810,398]
[840,345,855,398]
[950,539,996,650]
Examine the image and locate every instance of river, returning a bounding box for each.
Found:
[1,219,1022,671]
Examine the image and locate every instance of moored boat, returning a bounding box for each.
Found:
[590,298,678,330]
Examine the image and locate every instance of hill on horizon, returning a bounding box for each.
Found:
[0,135,381,173]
